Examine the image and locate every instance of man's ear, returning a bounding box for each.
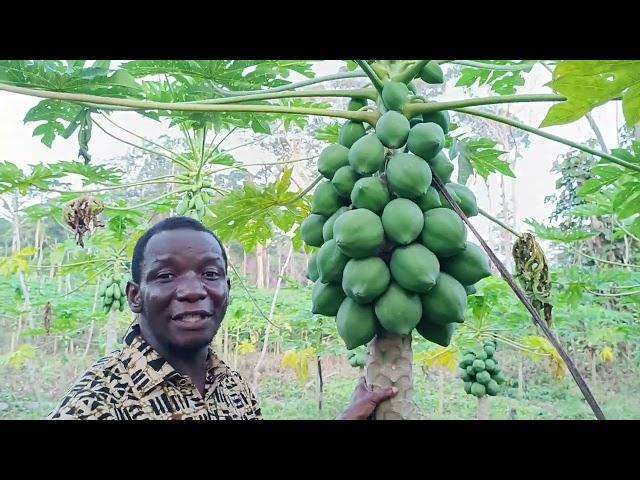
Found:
[126,281,142,314]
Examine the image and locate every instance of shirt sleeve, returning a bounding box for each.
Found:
[49,387,117,420]
[234,373,263,420]
[48,365,118,420]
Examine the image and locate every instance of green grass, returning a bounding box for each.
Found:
[3,357,640,420]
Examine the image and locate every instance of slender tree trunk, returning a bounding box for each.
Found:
[518,359,524,399]
[11,193,34,332]
[242,250,247,277]
[83,320,95,359]
[253,243,294,393]
[105,309,119,353]
[233,326,239,370]
[317,355,323,413]
[214,324,223,354]
[591,352,598,388]
[277,242,282,285]
[256,245,265,289]
[265,249,271,288]
[437,370,445,416]
[224,325,229,363]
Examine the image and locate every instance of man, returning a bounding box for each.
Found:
[50,216,396,420]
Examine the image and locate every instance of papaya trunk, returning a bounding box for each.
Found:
[365,331,414,420]
[477,396,489,420]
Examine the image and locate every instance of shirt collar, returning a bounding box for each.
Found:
[121,322,228,396]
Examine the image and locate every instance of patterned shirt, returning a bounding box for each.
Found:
[49,325,262,420]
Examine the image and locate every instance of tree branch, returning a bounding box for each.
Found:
[455,107,640,174]
[0,82,379,126]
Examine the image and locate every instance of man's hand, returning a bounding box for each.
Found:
[339,377,397,420]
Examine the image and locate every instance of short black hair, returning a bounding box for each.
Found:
[131,216,228,284]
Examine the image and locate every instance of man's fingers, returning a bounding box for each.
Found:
[370,386,398,403]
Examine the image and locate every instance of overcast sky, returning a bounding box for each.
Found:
[0,61,624,241]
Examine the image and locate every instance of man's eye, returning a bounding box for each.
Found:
[158,272,174,280]
[204,271,219,280]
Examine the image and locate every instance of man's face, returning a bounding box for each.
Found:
[127,229,230,351]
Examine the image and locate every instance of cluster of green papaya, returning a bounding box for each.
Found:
[99,274,128,314]
[458,340,505,398]
[302,64,492,351]
[347,347,368,369]
[175,188,211,219]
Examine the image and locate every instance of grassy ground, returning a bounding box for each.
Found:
[3,348,639,420]
[1,279,638,420]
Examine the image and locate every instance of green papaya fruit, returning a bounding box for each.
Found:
[316,239,350,284]
[381,81,410,111]
[419,208,467,258]
[339,121,367,149]
[386,153,432,199]
[407,122,445,161]
[306,252,320,282]
[301,214,327,248]
[390,243,440,293]
[446,183,479,217]
[322,206,349,242]
[311,181,346,217]
[350,177,390,215]
[333,209,385,259]
[342,256,390,304]
[441,242,492,285]
[422,109,450,134]
[374,282,422,335]
[381,198,425,246]
[375,111,410,149]
[311,281,346,317]
[331,166,360,200]
[348,98,368,111]
[420,60,444,84]
[415,320,454,347]
[348,133,386,175]
[427,151,454,183]
[336,298,379,350]
[414,186,442,211]
[318,144,350,180]
[419,272,467,325]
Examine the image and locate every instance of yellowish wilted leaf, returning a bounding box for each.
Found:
[0,344,35,369]
[415,347,460,373]
[522,335,567,379]
[600,346,614,362]
[237,340,256,355]
[280,348,316,384]
[18,246,38,257]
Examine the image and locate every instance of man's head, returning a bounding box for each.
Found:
[127,216,230,353]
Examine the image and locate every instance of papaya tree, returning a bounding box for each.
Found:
[1,59,639,420]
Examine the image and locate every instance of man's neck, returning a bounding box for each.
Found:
[139,326,209,396]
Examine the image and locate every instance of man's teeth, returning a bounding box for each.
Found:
[178,314,206,323]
